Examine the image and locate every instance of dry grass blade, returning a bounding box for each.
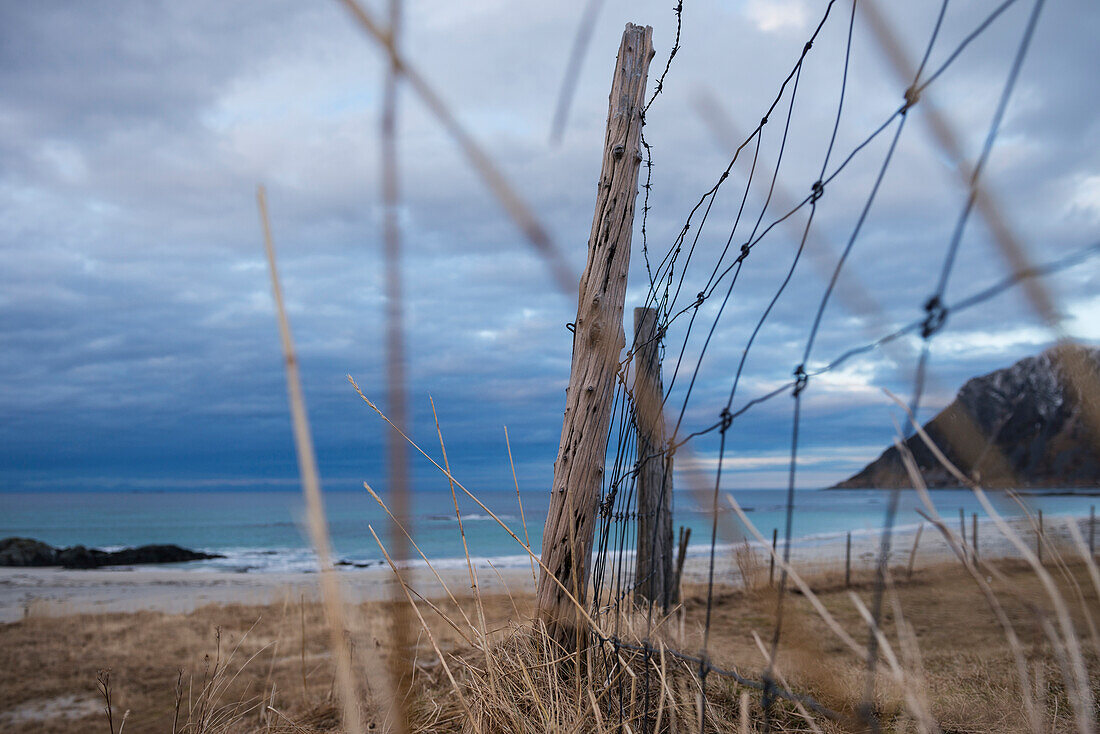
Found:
[858,0,1100,453]
[734,539,763,590]
[724,493,863,658]
[1064,518,1100,621]
[887,390,1094,733]
[586,687,606,733]
[429,396,501,711]
[430,396,479,596]
[334,0,574,294]
[379,1,414,729]
[693,20,1092,521]
[857,0,1053,317]
[845,592,936,732]
[749,631,825,734]
[347,376,627,647]
[884,577,936,734]
[257,185,364,734]
[363,481,477,642]
[969,487,1095,734]
[367,525,481,733]
[691,90,897,353]
[505,425,537,588]
[891,432,1041,733]
[549,0,607,144]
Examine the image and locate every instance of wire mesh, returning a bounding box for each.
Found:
[581,0,1098,730]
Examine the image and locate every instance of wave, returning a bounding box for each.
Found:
[119,512,1089,574]
[424,513,517,523]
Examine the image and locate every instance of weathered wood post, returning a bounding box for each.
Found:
[633,306,674,610]
[907,522,923,580]
[537,24,654,647]
[1037,509,1043,564]
[845,532,852,588]
[972,512,978,560]
[673,526,691,603]
[769,528,778,587]
[959,507,967,563]
[1090,506,1095,556]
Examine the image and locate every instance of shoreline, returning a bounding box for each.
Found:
[0,564,536,623]
[2,514,1092,623]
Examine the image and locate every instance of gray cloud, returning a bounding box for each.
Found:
[0,0,1097,494]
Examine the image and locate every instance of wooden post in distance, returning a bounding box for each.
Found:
[633,306,674,610]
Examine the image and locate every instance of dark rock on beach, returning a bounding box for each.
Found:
[834,344,1100,489]
[0,538,59,567]
[0,537,223,569]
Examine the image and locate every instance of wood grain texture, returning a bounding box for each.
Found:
[632,306,674,610]
[536,23,654,647]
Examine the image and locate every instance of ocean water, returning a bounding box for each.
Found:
[0,488,1096,573]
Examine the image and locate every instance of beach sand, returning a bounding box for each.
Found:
[1,551,1096,733]
[0,564,534,623]
[3,513,1090,623]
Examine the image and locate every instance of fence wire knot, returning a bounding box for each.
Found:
[903,84,920,113]
[599,491,616,517]
[793,364,809,396]
[762,673,777,712]
[740,242,751,258]
[921,295,948,338]
[811,179,824,203]
[719,407,733,433]
[695,291,706,307]
[565,322,576,334]
[697,654,710,681]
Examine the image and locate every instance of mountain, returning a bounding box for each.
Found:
[833,345,1100,488]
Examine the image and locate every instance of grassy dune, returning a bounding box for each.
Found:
[1,556,1097,733]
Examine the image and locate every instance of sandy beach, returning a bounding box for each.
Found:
[3,513,1091,623]
[0,563,537,623]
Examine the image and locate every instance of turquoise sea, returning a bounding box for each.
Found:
[0,488,1095,573]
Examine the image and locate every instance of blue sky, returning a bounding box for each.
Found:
[1,0,1098,494]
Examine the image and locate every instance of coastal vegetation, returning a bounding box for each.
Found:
[1,554,1096,732]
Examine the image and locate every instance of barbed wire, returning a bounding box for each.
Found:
[586,0,1087,730]
[641,0,686,300]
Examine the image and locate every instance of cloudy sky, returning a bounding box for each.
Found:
[1,0,1097,495]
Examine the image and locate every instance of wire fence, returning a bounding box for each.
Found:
[583,0,1099,729]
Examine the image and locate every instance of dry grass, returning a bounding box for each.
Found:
[734,539,765,592]
[1,556,1096,733]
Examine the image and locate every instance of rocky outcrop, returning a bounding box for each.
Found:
[0,538,58,567]
[0,537,223,568]
[834,344,1100,488]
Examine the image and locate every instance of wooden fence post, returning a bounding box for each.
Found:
[972,512,978,560]
[959,507,967,563]
[769,528,778,586]
[1090,505,1095,556]
[1037,509,1043,564]
[673,526,691,603]
[633,306,674,610]
[845,532,852,588]
[536,24,654,648]
[907,522,923,580]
